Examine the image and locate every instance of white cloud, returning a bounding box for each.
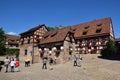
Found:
[7,32,17,35]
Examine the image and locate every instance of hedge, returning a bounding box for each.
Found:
[6,48,20,58]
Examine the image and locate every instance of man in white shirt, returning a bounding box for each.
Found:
[4,56,10,73]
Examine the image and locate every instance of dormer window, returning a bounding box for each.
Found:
[11,40,15,42]
[51,31,57,37]
[44,35,49,39]
[96,29,102,33]
[83,31,88,35]
[84,26,90,29]
[73,28,76,31]
[97,23,102,26]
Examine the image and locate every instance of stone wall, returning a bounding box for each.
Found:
[19,44,40,63]
[63,41,75,62]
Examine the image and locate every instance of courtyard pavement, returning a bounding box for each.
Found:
[0,54,120,80]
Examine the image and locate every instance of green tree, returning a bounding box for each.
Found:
[101,39,116,57]
[6,48,20,58]
[46,26,55,31]
[46,25,64,31]
[0,28,6,55]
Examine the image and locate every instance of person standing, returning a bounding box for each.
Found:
[73,55,78,66]
[14,56,17,62]
[25,58,28,67]
[42,57,47,69]
[10,58,15,72]
[27,58,30,67]
[15,58,20,72]
[77,55,82,67]
[0,62,2,72]
[48,57,53,70]
[4,56,10,73]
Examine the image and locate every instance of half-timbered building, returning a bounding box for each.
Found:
[74,17,114,54]
[5,34,19,48]
[115,38,120,55]
[39,18,115,63]
[39,27,76,63]
[19,24,48,63]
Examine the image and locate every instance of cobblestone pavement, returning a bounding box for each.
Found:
[0,54,120,80]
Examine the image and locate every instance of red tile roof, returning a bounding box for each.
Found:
[5,34,19,40]
[74,18,111,39]
[40,18,112,44]
[40,27,73,44]
[5,34,19,44]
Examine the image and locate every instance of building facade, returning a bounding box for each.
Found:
[5,34,19,48]
[19,24,48,63]
[74,18,115,54]
[115,38,120,55]
[39,27,76,63]
[39,18,115,63]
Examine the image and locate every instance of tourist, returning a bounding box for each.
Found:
[42,57,47,69]
[15,58,20,72]
[48,57,53,70]
[4,56,10,73]
[54,56,57,64]
[0,64,2,72]
[73,55,78,66]
[10,58,15,72]
[49,57,53,65]
[0,61,4,71]
[25,58,30,67]
[27,58,30,66]
[77,55,82,67]
[14,56,17,62]
[25,58,28,67]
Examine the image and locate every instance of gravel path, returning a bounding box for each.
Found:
[0,54,120,80]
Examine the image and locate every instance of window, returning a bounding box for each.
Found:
[21,41,24,45]
[51,31,57,37]
[55,51,60,57]
[97,23,102,26]
[96,29,102,33]
[44,35,49,39]
[84,26,90,29]
[73,28,76,31]
[11,40,15,42]
[24,49,27,56]
[28,39,30,44]
[83,31,88,35]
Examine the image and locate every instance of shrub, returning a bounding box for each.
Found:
[6,48,20,58]
[101,39,116,57]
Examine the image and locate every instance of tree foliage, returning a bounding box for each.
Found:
[101,39,116,57]
[0,28,6,55]
[46,26,55,31]
[6,48,20,58]
[46,25,64,31]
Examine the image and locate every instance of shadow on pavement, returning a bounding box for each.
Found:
[98,55,120,61]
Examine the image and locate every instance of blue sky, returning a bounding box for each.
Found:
[0,0,120,38]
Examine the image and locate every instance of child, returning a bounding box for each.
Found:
[15,59,20,72]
